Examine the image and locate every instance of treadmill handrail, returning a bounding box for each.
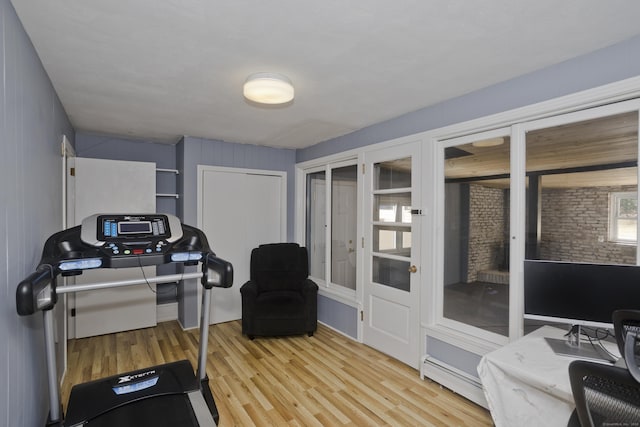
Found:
[203,253,233,289]
[55,272,204,294]
[16,266,55,316]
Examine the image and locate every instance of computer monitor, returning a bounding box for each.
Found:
[524,260,640,362]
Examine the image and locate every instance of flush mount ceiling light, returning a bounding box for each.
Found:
[243,72,294,104]
[472,137,505,148]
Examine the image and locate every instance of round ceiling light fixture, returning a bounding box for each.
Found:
[243,72,294,104]
[472,137,504,148]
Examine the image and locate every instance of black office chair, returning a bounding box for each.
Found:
[568,360,640,426]
[240,243,318,340]
[613,309,640,382]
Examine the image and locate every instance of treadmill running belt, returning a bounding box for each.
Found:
[85,394,199,427]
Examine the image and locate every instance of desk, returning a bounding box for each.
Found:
[477,326,620,427]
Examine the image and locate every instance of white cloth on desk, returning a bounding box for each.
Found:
[477,326,619,427]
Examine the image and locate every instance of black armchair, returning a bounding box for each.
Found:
[568,360,640,427]
[240,243,318,340]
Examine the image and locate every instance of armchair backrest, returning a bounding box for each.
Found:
[250,243,309,293]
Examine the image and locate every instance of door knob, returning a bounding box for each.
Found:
[408,265,417,273]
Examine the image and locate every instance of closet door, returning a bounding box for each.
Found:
[199,166,286,324]
[70,157,157,338]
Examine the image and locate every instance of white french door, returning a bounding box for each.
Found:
[363,141,422,368]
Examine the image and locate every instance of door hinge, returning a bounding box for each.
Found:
[362,163,365,174]
[69,167,75,176]
[361,237,364,248]
[360,310,364,321]
[70,308,76,317]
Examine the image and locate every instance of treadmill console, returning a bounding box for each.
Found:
[26,213,211,275]
[97,215,173,241]
[17,213,233,316]
[80,214,184,261]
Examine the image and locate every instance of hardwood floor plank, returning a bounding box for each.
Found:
[305,387,351,425]
[61,321,492,426]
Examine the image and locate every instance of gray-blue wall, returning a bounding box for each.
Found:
[298,34,640,162]
[1,0,75,425]
[318,295,358,339]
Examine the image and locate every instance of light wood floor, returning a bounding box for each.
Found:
[63,321,492,426]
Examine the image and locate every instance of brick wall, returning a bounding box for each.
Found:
[540,186,636,264]
[464,184,635,284]
[468,184,508,282]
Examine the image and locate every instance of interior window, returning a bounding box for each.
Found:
[442,135,511,337]
[305,163,358,292]
[331,165,358,290]
[306,171,326,280]
[609,191,638,243]
[525,112,638,265]
[523,111,639,333]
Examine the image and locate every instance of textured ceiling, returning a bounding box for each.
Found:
[11,0,640,149]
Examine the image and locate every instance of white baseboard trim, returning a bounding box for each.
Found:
[421,355,488,409]
[157,302,178,323]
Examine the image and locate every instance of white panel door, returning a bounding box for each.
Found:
[199,166,285,324]
[71,157,157,338]
[363,141,421,368]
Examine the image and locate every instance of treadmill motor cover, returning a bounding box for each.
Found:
[65,360,201,427]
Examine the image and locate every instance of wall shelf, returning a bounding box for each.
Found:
[156,169,179,199]
[156,168,179,175]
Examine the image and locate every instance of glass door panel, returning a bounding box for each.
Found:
[331,165,357,290]
[372,256,410,291]
[376,158,412,189]
[372,159,412,292]
[306,171,326,280]
[443,136,511,337]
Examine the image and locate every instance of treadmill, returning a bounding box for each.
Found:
[16,214,233,427]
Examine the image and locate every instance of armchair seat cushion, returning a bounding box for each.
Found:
[255,291,304,316]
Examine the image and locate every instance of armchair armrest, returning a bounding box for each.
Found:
[240,279,258,296]
[301,278,319,297]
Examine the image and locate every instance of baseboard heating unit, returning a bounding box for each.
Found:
[420,355,488,409]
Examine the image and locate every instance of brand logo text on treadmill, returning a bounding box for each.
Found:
[118,370,156,384]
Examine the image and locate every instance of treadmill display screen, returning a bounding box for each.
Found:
[97,215,170,241]
[118,221,152,234]
[112,376,159,395]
